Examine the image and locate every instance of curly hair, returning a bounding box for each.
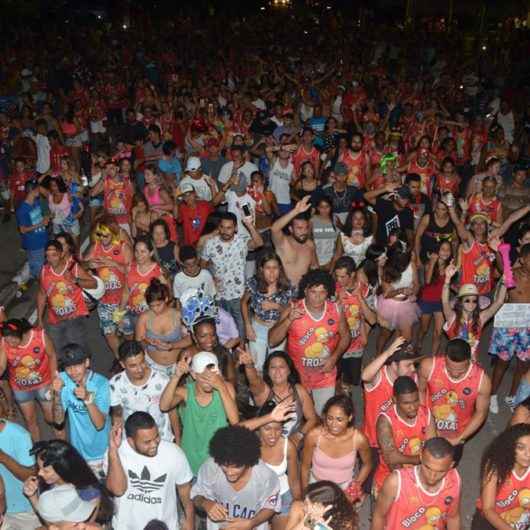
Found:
[305,481,356,530]
[481,423,530,487]
[298,270,335,300]
[209,426,261,468]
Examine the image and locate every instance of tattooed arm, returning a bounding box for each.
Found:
[376,414,420,470]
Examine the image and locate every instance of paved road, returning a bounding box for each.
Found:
[2,229,516,529]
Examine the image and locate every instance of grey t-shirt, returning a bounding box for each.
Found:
[191,458,281,530]
[312,216,338,266]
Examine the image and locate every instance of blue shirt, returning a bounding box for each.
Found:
[158,157,182,182]
[60,370,111,461]
[15,200,48,250]
[0,421,35,514]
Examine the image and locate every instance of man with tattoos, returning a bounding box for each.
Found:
[52,344,111,478]
[373,375,437,498]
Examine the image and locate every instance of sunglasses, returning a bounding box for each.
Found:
[462,298,478,304]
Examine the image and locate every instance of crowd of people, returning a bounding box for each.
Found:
[0,8,529,530]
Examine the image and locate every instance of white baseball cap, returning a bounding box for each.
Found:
[191,352,219,374]
[37,483,99,523]
[186,157,202,171]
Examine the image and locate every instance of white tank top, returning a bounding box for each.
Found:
[264,438,289,494]
[391,262,413,290]
[269,159,293,204]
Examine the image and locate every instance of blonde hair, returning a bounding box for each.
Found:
[92,222,121,245]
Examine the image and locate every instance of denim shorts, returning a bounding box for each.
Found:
[97,302,119,335]
[13,385,52,404]
[279,490,293,515]
[118,310,139,336]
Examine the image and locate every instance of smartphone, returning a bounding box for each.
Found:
[242,204,251,217]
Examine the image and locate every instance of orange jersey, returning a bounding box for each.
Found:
[443,315,483,361]
[1,328,51,392]
[374,404,432,493]
[292,145,320,176]
[467,193,502,224]
[385,466,461,529]
[476,467,530,527]
[338,150,368,188]
[286,300,340,390]
[336,282,368,355]
[40,262,88,325]
[126,262,163,314]
[103,175,133,225]
[459,240,495,295]
[91,241,128,305]
[408,159,436,196]
[426,355,484,438]
[363,366,395,447]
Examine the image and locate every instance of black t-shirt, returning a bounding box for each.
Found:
[374,197,414,244]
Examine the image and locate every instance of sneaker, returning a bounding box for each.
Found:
[490,394,499,414]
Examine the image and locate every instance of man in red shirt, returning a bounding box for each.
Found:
[48,131,70,175]
[8,158,32,213]
[176,183,213,246]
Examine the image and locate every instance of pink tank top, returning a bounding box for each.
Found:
[312,432,357,486]
[144,184,162,207]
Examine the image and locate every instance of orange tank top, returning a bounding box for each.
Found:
[340,150,367,188]
[91,241,127,305]
[126,262,163,314]
[374,404,432,494]
[476,467,530,526]
[408,159,435,196]
[103,176,132,224]
[40,261,88,325]
[336,283,368,355]
[363,366,395,447]
[459,239,494,295]
[286,300,340,390]
[1,328,51,391]
[467,194,501,224]
[385,466,461,529]
[426,355,484,438]
[443,315,483,361]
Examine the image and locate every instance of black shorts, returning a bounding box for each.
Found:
[363,446,380,495]
[340,357,362,386]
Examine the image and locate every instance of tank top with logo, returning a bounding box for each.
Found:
[374,404,431,494]
[126,262,163,314]
[103,175,132,224]
[426,355,484,438]
[286,300,340,390]
[1,328,51,391]
[460,239,494,295]
[40,261,88,324]
[91,241,128,305]
[385,466,461,529]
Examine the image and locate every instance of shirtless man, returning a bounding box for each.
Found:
[271,195,318,287]
[489,243,530,413]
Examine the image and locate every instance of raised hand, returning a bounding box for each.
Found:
[445,261,458,280]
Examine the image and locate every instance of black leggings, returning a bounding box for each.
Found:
[470,511,496,530]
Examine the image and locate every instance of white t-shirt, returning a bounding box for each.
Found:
[109,369,172,441]
[173,269,217,302]
[218,161,258,186]
[225,191,256,237]
[104,440,192,530]
[35,134,51,174]
[268,159,293,204]
[179,174,214,201]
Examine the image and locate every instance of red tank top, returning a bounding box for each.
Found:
[467,194,501,224]
[286,300,340,390]
[426,355,484,438]
[408,159,435,196]
[374,405,432,493]
[103,175,133,224]
[476,467,530,526]
[292,146,320,176]
[1,328,51,391]
[443,315,483,360]
[336,283,369,355]
[363,366,395,447]
[339,150,367,188]
[435,174,460,195]
[91,241,128,305]
[385,466,461,529]
[126,262,163,314]
[40,262,88,325]
[460,240,494,295]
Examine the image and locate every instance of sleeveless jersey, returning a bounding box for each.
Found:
[426,355,484,438]
[408,159,436,196]
[363,366,395,447]
[443,315,483,361]
[460,239,495,295]
[286,300,340,390]
[91,241,128,305]
[476,467,530,528]
[385,466,461,529]
[435,173,460,195]
[126,262,163,314]
[467,194,502,224]
[40,261,88,325]
[374,404,432,493]
[1,328,51,391]
[336,282,369,357]
[292,145,319,176]
[103,175,133,224]
[339,150,367,188]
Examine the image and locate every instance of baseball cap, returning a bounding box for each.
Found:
[186,157,202,172]
[386,341,422,364]
[179,182,196,194]
[38,483,98,523]
[334,162,348,175]
[396,186,412,200]
[191,352,219,374]
[61,344,90,367]
[458,283,479,298]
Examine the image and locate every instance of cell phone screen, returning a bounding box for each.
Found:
[242,204,251,217]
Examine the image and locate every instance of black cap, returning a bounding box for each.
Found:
[61,344,90,368]
[396,186,412,200]
[386,341,422,364]
[334,162,348,175]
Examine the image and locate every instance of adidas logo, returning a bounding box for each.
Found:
[128,466,167,494]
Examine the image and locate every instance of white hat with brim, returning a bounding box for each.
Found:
[37,484,99,523]
[191,351,219,374]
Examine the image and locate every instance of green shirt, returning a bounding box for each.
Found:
[179,382,228,475]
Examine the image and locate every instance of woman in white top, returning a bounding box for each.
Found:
[241,400,302,530]
[336,207,374,267]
